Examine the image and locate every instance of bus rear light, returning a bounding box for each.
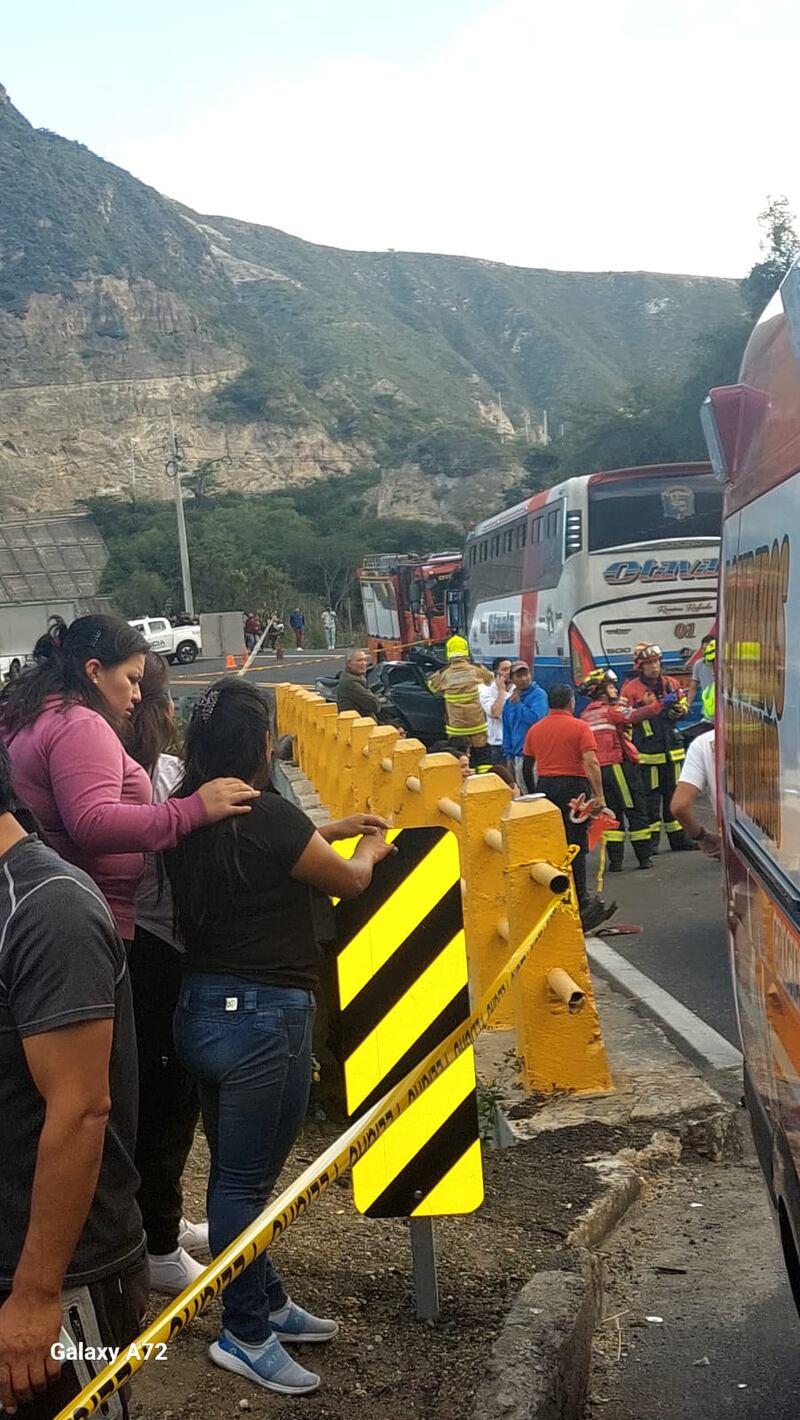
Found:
[569,623,595,680]
[565,509,583,556]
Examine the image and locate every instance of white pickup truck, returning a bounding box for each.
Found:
[129,617,202,665]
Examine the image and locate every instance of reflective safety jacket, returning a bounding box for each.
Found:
[428,657,493,740]
[619,674,687,764]
[579,698,656,767]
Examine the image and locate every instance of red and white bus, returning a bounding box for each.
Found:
[464,463,721,695]
[703,270,800,1308]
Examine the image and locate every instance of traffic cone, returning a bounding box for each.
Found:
[225,654,236,670]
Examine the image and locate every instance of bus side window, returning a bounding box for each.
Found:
[491,534,500,558]
[480,541,488,562]
[532,516,542,543]
[546,509,558,539]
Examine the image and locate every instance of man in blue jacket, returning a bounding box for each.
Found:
[502,660,548,790]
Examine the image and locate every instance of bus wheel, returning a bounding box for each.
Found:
[778,1200,800,1318]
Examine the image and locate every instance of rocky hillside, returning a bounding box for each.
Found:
[0,82,744,518]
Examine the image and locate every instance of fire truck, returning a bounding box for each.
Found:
[357,552,463,660]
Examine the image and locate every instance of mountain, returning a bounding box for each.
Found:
[0,82,744,520]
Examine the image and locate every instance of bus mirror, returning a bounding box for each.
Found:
[701,385,769,484]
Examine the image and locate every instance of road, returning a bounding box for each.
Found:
[168,648,346,718]
[587,837,739,1049]
[582,800,800,1412]
[587,1135,800,1420]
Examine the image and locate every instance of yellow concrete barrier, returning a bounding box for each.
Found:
[275,683,612,1097]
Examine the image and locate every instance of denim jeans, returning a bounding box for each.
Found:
[174,975,315,1345]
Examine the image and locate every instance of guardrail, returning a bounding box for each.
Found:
[53,685,615,1420]
[56,852,573,1420]
[275,683,611,1097]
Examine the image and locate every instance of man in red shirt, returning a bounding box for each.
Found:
[578,668,653,872]
[522,685,610,930]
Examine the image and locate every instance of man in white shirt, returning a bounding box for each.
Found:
[478,657,512,764]
[321,607,337,651]
[672,730,719,856]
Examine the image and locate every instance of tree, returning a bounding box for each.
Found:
[742,196,800,319]
[184,458,224,507]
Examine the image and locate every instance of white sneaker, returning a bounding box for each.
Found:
[148,1246,206,1296]
[178,1216,210,1256]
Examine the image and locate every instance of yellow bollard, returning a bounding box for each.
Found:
[349,717,378,812]
[391,740,428,826]
[418,753,465,841]
[362,725,399,819]
[317,706,343,814]
[305,698,333,791]
[502,798,612,1095]
[293,689,318,774]
[332,711,362,819]
[460,774,514,1024]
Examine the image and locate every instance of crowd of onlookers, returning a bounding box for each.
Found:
[243,607,339,655]
[0,613,394,1416]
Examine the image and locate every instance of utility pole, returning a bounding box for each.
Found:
[498,390,506,444]
[165,408,195,617]
[129,439,137,501]
[542,408,550,446]
[522,411,531,445]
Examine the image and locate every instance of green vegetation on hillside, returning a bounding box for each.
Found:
[88,475,462,627]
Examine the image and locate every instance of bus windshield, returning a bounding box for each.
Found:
[588,473,722,551]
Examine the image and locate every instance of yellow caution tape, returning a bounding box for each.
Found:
[56,863,574,1420]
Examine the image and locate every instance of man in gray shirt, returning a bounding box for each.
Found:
[0,741,146,1419]
[336,648,383,719]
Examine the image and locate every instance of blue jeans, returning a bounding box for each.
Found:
[174,975,315,1345]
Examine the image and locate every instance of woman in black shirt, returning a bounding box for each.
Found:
[168,680,393,1398]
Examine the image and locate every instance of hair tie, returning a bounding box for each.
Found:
[195,688,220,723]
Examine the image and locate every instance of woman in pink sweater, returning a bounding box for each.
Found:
[0,615,258,941]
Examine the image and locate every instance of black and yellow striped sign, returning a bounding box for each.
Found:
[332,827,483,1218]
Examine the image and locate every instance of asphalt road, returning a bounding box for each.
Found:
[588,1135,800,1420]
[587,833,739,1049]
[168,648,346,712]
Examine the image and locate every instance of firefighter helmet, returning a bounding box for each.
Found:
[445,634,470,660]
[633,642,662,669]
[577,667,618,699]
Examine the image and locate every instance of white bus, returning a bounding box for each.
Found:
[465,462,721,696]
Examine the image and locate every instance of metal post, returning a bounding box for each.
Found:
[410,1217,439,1321]
[166,408,195,618]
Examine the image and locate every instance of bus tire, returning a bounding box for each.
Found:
[778,1200,800,1319]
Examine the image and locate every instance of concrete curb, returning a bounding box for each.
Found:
[473,1262,602,1420]
[478,1128,696,1418]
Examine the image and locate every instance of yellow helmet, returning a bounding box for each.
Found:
[703,637,716,664]
[445,634,470,660]
[577,668,618,698]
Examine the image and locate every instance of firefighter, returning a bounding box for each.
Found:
[578,668,654,871]
[683,636,716,746]
[621,644,695,851]
[428,636,493,752]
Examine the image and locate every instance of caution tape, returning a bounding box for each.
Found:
[55,862,575,1420]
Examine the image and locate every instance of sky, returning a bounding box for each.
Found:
[4,0,800,278]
